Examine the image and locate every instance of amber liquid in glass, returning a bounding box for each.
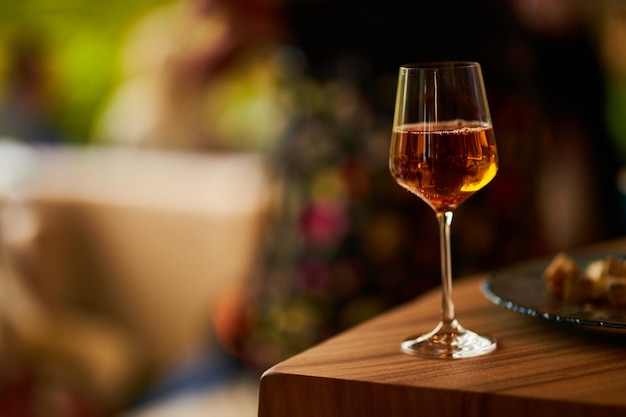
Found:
[390,120,498,213]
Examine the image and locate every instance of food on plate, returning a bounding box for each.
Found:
[543,252,626,308]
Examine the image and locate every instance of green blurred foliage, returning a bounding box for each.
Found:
[0,0,171,143]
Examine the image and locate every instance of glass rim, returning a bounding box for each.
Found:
[400,61,480,70]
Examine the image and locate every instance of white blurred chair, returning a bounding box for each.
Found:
[0,143,272,411]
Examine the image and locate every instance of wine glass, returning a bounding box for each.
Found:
[389,61,498,359]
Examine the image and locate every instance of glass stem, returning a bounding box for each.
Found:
[437,211,456,327]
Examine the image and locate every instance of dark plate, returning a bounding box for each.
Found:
[482,255,626,329]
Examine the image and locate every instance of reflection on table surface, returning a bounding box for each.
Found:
[259,238,626,417]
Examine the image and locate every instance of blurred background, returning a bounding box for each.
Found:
[1,0,626,415]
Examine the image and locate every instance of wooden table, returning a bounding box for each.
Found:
[258,239,626,417]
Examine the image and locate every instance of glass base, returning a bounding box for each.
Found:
[401,320,496,359]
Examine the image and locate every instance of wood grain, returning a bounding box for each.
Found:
[259,238,626,417]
